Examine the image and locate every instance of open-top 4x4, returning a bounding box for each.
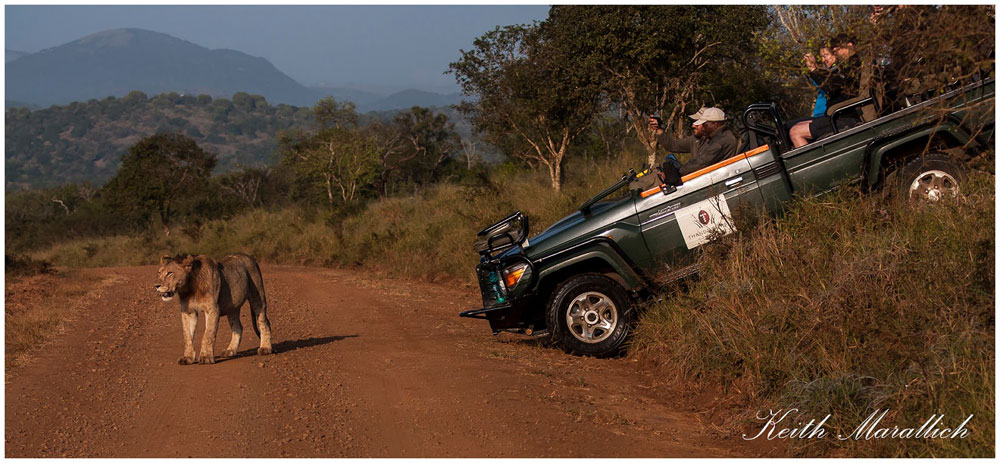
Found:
[461,77,994,357]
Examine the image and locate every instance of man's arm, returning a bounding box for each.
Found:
[678,132,738,176]
[678,149,720,176]
[656,132,694,153]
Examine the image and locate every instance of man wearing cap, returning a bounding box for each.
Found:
[648,106,739,176]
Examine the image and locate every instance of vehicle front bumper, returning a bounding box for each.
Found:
[459,297,540,334]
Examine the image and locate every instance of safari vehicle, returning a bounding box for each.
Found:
[461,77,994,357]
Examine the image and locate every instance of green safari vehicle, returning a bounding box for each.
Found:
[461,77,995,357]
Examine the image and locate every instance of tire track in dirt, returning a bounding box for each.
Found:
[6,264,746,457]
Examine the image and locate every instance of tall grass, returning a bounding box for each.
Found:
[632,173,994,457]
[30,150,647,282]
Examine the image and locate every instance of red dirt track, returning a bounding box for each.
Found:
[6,265,748,457]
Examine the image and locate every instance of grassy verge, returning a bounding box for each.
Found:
[5,261,104,372]
[631,172,994,457]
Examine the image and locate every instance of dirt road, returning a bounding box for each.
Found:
[6,265,748,457]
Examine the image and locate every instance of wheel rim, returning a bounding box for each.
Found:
[566,291,618,344]
[908,170,959,201]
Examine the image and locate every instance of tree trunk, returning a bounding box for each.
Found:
[325,175,335,205]
[550,161,562,191]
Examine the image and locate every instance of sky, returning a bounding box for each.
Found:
[4,5,550,94]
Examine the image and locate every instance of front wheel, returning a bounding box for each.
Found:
[547,273,631,357]
[895,152,966,201]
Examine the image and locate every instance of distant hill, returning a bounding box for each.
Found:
[6,28,322,107]
[4,92,315,189]
[6,48,28,63]
[5,100,40,110]
[4,90,492,189]
[365,89,464,112]
[309,86,465,112]
[7,28,470,111]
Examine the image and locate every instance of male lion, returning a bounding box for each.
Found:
[154,253,273,364]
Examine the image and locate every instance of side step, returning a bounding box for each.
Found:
[459,305,511,320]
[650,263,701,287]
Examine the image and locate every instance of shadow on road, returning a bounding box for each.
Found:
[224,335,358,361]
[273,335,358,353]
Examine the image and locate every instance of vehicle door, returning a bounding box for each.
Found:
[634,150,765,276]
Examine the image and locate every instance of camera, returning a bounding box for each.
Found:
[650,115,663,129]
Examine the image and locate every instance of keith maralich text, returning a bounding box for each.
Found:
[742,409,974,441]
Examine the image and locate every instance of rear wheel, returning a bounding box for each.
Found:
[546,273,631,357]
[895,152,966,201]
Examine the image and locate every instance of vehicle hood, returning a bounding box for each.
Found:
[524,197,634,258]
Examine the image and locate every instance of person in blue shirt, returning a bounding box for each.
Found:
[790,36,861,148]
[807,47,836,117]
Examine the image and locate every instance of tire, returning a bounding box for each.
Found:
[546,273,631,358]
[895,152,966,202]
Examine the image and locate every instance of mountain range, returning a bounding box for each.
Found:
[5,28,464,111]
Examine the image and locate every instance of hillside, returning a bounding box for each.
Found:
[6,48,28,63]
[4,91,486,189]
[5,28,321,107]
[6,28,470,111]
[4,92,314,189]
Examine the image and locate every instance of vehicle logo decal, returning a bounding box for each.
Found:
[676,194,735,249]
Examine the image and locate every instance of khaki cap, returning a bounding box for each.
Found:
[691,107,726,126]
[687,107,709,121]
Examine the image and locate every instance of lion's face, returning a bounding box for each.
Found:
[155,256,193,301]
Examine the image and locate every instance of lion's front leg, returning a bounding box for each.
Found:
[178,311,198,365]
[198,307,220,364]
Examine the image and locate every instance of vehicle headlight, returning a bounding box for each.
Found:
[502,262,530,290]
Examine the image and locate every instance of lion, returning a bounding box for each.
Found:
[154,253,272,365]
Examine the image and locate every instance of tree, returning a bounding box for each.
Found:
[764,6,994,118]
[546,6,773,165]
[449,23,601,191]
[392,106,460,186]
[280,99,379,206]
[459,137,480,169]
[281,127,380,205]
[312,97,359,129]
[219,166,269,209]
[101,133,216,232]
[366,120,406,198]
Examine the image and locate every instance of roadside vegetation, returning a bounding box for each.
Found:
[5,5,993,458]
[633,172,994,457]
[4,255,104,372]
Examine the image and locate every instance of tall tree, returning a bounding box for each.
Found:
[546,6,773,165]
[101,133,216,231]
[312,97,359,129]
[449,24,601,191]
[280,99,379,206]
[393,106,460,185]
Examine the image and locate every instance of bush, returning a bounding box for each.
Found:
[5,254,54,277]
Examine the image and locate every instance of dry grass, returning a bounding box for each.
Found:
[32,149,648,284]
[5,269,106,372]
[631,172,995,457]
